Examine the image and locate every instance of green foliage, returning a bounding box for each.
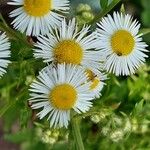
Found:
[100,0,108,10]
[0,0,150,150]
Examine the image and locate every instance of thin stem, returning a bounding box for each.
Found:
[89,0,121,25]
[139,28,150,36]
[0,86,28,117]
[71,117,85,150]
[0,13,8,27]
[0,22,32,48]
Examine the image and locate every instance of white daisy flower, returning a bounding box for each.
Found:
[0,32,11,77]
[8,0,69,36]
[34,18,104,75]
[86,69,106,98]
[96,12,148,76]
[29,64,94,128]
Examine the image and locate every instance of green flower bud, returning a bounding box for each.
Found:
[91,115,101,123]
[82,12,94,21]
[110,130,124,142]
[76,3,91,13]
[131,118,138,132]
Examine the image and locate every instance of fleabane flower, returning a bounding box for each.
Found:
[86,69,106,98]
[29,64,94,128]
[96,12,148,76]
[34,18,104,74]
[8,0,69,36]
[0,32,11,77]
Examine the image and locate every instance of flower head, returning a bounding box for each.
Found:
[96,12,148,76]
[29,64,94,128]
[34,18,104,75]
[86,69,106,98]
[0,32,11,77]
[8,0,69,36]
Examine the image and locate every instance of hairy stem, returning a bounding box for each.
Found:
[0,22,32,47]
[71,117,85,150]
[90,0,121,25]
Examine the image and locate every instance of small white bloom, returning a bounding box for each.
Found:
[123,118,131,133]
[0,32,11,77]
[34,18,105,74]
[96,12,148,76]
[86,69,106,98]
[29,64,94,128]
[8,0,70,36]
[110,129,124,142]
[101,127,110,136]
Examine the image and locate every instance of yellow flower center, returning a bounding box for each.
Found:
[111,30,135,56]
[86,70,100,90]
[24,0,51,17]
[90,78,100,90]
[49,84,77,110]
[53,40,83,65]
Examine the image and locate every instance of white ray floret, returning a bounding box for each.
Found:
[8,0,70,36]
[96,12,148,76]
[34,18,105,75]
[29,64,94,128]
[0,32,11,77]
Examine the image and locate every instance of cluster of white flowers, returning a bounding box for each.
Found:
[0,0,148,128]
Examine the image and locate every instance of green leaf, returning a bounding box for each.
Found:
[100,0,108,9]
[0,22,32,47]
[4,129,33,143]
[132,99,145,116]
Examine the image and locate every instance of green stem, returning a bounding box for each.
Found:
[0,86,28,118]
[139,28,150,36]
[71,117,85,150]
[0,13,8,27]
[89,0,121,25]
[0,22,32,48]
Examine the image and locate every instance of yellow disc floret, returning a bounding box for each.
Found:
[49,84,77,110]
[54,40,83,64]
[111,30,135,56]
[24,0,51,17]
[90,78,100,90]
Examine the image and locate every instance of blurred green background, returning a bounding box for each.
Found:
[0,0,150,150]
